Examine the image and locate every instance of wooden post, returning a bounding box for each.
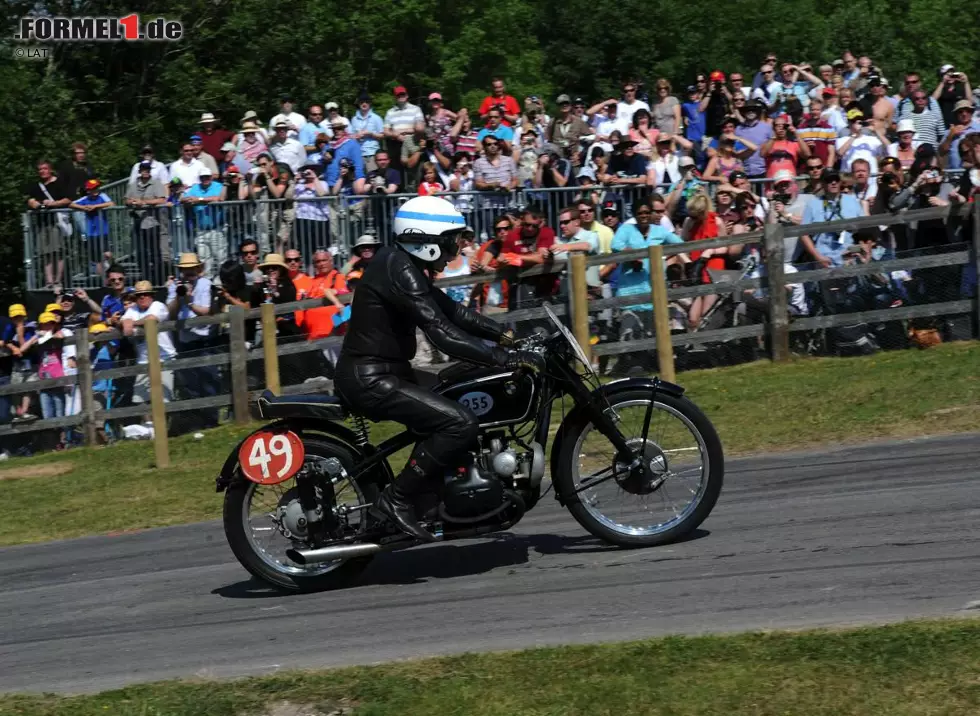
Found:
[764,223,790,362]
[261,302,281,396]
[75,328,97,447]
[647,245,676,383]
[144,317,171,468]
[568,252,591,367]
[973,201,980,335]
[229,306,249,424]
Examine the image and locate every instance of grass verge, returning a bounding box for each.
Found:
[3,618,980,714]
[1,341,979,546]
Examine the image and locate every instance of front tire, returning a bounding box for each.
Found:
[554,390,724,548]
[222,435,378,593]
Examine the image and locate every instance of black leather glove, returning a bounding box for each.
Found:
[505,349,545,373]
[498,329,516,347]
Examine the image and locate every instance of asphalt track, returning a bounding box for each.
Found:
[1,432,979,695]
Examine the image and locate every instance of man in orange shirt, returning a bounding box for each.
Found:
[302,249,348,340]
[285,249,313,328]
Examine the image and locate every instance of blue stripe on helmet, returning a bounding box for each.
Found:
[395,210,466,225]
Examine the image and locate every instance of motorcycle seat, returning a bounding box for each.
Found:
[254,389,347,421]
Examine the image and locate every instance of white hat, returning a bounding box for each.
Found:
[199,112,217,123]
[220,142,236,151]
[325,101,339,111]
[199,167,213,177]
[939,64,955,76]
[896,119,916,134]
[678,156,695,168]
[329,116,349,129]
[772,169,795,185]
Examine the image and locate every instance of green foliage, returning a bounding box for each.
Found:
[1,0,978,297]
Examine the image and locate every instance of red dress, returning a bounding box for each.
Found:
[688,212,725,283]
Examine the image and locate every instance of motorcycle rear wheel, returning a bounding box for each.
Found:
[555,390,723,547]
[223,436,378,592]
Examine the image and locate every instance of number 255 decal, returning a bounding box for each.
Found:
[459,391,494,416]
[238,430,305,485]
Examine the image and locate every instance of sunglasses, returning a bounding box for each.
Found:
[286,257,301,263]
[558,218,575,226]
[241,249,258,255]
[495,225,511,232]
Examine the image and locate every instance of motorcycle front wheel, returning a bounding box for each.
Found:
[555,390,724,547]
[223,435,378,592]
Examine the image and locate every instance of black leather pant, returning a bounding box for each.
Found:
[333,356,478,490]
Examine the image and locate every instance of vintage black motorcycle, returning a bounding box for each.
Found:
[217,305,724,592]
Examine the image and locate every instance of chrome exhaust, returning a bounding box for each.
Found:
[286,542,382,565]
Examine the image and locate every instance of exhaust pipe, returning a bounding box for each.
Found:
[286,542,382,565]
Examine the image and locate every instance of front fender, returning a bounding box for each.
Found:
[549,377,685,504]
[215,418,373,493]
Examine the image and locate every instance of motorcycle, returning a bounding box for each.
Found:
[216,304,724,592]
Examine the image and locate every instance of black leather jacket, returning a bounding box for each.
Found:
[340,245,509,366]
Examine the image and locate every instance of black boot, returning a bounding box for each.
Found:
[373,448,443,543]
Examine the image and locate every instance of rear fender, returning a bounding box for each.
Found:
[215,418,391,492]
[549,377,684,505]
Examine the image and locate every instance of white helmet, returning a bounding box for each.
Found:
[393,196,466,262]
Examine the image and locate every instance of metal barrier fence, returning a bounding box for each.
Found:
[2,201,977,461]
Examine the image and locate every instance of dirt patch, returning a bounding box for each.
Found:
[256,701,354,716]
[0,462,73,481]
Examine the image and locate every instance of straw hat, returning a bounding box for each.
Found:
[176,252,203,268]
[259,253,289,270]
[132,280,154,295]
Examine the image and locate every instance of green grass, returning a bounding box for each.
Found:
[1,342,979,547]
[4,618,980,714]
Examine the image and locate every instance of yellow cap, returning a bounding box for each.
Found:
[89,322,110,333]
[44,302,62,314]
[8,304,26,318]
[38,311,57,324]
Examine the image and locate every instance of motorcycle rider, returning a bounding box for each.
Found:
[334,196,542,542]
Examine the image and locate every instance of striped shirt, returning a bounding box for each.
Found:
[384,103,424,134]
[473,155,517,207]
[896,107,944,147]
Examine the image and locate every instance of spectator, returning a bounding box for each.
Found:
[341,234,381,288]
[57,142,95,204]
[329,158,368,227]
[122,280,177,404]
[547,205,603,290]
[734,99,774,178]
[681,83,707,155]
[933,65,972,128]
[293,164,331,247]
[545,94,592,165]
[760,114,810,177]
[384,85,425,172]
[128,145,169,186]
[306,133,333,167]
[479,77,521,126]
[68,178,113,279]
[239,239,264,286]
[650,79,682,135]
[476,108,515,154]
[613,196,683,250]
[835,108,888,176]
[268,96,306,138]
[896,72,941,118]
[801,156,827,197]
[125,163,169,282]
[366,150,401,195]
[22,312,67,432]
[180,166,224,269]
[234,122,269,167]
[751,63,778,104]
[425,92,458,156]
[300,249,348,350]
[25,159,72,289]
[473,135,518,221]
[628,108,660,158]
[576,198,614,254]
[730,71,752,102]
[55,291,89,332]
[897,88,945,148]
[532,143,571,189]
[170,142,207,188]
[349,93,384,171]
[766,64,814,118]
[665,156,709,222]
[599,138,649,186]
[436,233,475,306]
[850,158,878,212]
[796,97,837,168]
[269,119,307,173]
[618,81,650,127]
[705,116,756,163]
[702,135,747,183]
[448,153,476,216]
[700,70,733,139]
[189,134,219,175]
[680,193,733,327]
[219,143,252,177]
[938,99,980,170]
[449,108,481,158]
[323,117,366,189]
[418,161,445,195]
[858,75,894,133]
[298,105,332,156]
[285,248,312,297]
[799,167,865,267]
[820,88,848,135]
[7,303,38,424]
[197,113,235,160]
[166,253,219,430]
[590,101,630,143]
[888,119,921,169]
[500,207,558,308]
[402,127,451,193]
[77,264,128,327]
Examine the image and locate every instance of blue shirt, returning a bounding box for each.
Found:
[802,194,865,266]
[941,119,980,170]
[299,120,332,153]
[476,125,515,144]
[616,266,655,312]
[349,110,384,157]
[183,182,224,230]
[611,223,683,276]
[73,193,112,237]
[735,121,774,176]
[101,293,125,322]
[682,101,706,143]
[323,138,366,184]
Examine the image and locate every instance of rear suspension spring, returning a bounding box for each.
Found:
[351,414,370,447]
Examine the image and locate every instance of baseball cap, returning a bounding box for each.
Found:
[357,93,372,103]
[556,93,571,104]
[393,85,408,96]
[821,167,841,182]
[190,134,203,143]
[38,312,57,324]
[772,169,795,186]
[678,156,695,168]
[729,170,748,183]
[44,302,62,314]
[220,142,236,152]
[169,176,183,186]
[324,101,339,111]
[428,92,442,101]
[866,74,882,88]
[85,178,101,190]
[140,144,154,153]
[939,64,955,76]
[8,304,26,318]
[199,167,213,177]
[600,198,622,215]
[821,87,838,97]
[710,70,726,83]
[138,161,153,171]
[846,108,865,121]
[226,165,241,175]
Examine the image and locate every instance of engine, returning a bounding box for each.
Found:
[483,434,546,496]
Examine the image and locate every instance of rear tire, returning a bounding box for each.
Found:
[554,390,724,548]
[222,435,378,593]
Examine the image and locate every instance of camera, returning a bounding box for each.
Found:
[176,283,188,297]
[773,192,791,205]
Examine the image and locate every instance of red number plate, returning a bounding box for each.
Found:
[238,430,305,485]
